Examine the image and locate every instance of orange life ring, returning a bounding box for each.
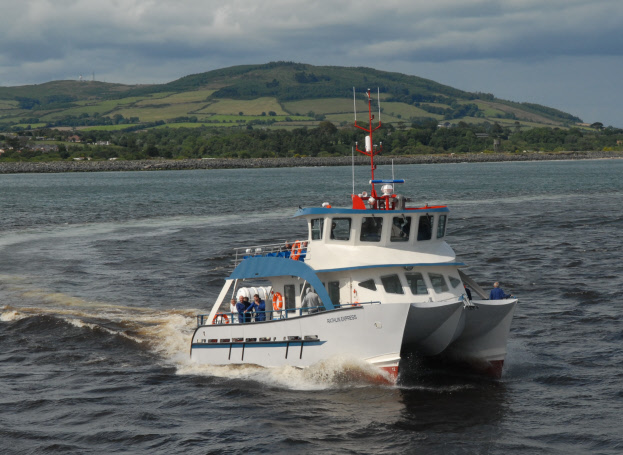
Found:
[291,240,303,260]
[272,292,284,310]
[212,313,230,325]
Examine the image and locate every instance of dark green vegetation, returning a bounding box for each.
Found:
[1,62,621,162]
[2,120,622,162]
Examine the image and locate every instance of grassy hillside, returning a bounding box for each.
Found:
[0,62,582,132]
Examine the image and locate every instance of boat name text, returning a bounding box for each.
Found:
[327,315,357,324]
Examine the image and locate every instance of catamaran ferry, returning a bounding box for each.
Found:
[190,89,518,381]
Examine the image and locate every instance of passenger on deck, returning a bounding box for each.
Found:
[302,288,321,313]
[243,296,252,323]
[246,294,266,322]
[230,298,237,314]
[235,296,247,323]
[464,285,472,300]
[489,282,512,300]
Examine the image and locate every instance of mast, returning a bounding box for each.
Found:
[355,88,382,199]
[353,88,404,211]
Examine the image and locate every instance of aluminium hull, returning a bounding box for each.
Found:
[443,298,518,377]
[402,300,464,355]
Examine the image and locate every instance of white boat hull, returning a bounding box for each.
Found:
[191,304,410,381]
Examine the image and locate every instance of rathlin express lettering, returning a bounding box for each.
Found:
[326,315,358,324]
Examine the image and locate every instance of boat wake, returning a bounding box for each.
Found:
[176,356,394,390]
[0,278,392,390]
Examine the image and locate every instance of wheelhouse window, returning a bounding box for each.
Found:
[331,218,351,241]
[390,216,411,242]
[437,215,447,239]
[381,274,404,294]
[405,272,428,295]
[448,276,462,288]
[429,273,449,293]
[360,217,383,242]
[311,218,324,240]
[359,279,377,291]
[417,215,433,241]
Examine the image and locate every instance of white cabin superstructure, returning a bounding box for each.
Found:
[190,89,517,382]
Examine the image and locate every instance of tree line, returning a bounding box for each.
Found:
[1,121,622,162]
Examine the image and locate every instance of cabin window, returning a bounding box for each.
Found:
[331,218,351,241]
[448,276,462,288]
[284,284,296,313]
[417,215,433,241]
[311,218,324,240]
[429,273,449,293]
[359,279,377,291]
[405,272,428,295]
[390,216,411,242]
[327,281,340,306]
[360,217,383,242]
[437,215,447,238]
[381,274,404,294]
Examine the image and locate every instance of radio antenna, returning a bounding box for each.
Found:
[353,87,357,123]
[352,146,355,195]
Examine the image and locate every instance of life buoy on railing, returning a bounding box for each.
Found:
[272,292,284,310]
[291,240,303,260]
[212,313,230,325]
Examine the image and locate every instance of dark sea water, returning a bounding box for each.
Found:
[1,160,621,454]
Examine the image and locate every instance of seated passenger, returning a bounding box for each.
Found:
[489,282,513,300]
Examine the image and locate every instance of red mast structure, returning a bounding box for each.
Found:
[355,88,382,201]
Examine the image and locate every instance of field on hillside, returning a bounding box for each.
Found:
[282,98,367,115]
[195,97,287,116]
[136,90,215,105]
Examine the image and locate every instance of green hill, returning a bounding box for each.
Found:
[0,61,582,131]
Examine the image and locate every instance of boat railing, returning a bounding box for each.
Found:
[233,241,310,267]
[197,301,381,327]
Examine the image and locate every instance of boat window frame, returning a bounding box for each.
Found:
[405,271,429,295]
[330,217,352,241]
[359,279,377,291]
[360,216,383,242]
[448,275,462,289]
[428,273,449,293]
[417,214,434,241]
[437,215,447,239]
[310,218,324,241]
[390,216,411,242]
[380,274,405,295]
[327,281,340,306]
[284,284,296,314]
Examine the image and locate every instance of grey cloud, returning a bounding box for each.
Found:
[0,0,622,125]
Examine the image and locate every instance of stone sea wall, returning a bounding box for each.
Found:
[0,151,621,174]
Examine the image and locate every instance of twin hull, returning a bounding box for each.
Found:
[190,298,517,378]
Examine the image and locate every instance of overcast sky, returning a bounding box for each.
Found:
[1,0,622,126]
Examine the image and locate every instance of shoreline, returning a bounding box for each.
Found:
[0,151,622,174]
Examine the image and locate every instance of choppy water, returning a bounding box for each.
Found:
[1,160,622,454]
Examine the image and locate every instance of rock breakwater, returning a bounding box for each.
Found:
[0,151,621,174]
